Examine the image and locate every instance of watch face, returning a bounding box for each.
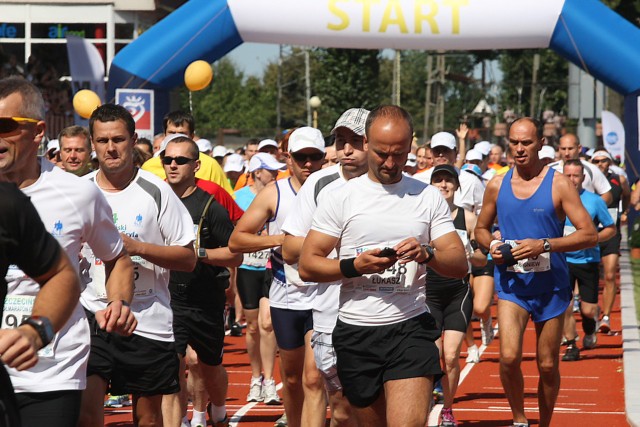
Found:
[198,248,207,258]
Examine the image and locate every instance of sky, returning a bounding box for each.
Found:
[225,42,280,77]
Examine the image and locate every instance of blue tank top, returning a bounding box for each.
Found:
[495,167,569,296]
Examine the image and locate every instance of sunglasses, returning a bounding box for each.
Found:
[291,152,325,162]
[591,158,609,164]
[0,117,39,133]
[161,156,197,165]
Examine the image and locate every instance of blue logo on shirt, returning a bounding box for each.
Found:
[134,214,143,226]
[52,220,63,236]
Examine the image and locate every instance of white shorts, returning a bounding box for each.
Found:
[310,331,342,392]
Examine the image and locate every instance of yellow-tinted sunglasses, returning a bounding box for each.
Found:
[0,117,40,134]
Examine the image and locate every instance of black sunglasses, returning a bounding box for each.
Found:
[161,156,197,165]
[591,158,609,164]
[0,117,39,134]
[291,152,324,162]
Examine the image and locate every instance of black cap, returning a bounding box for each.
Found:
[431,164,460,187]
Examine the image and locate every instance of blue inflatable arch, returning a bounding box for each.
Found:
[109,0,640,177]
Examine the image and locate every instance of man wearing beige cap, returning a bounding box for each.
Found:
[230,127,326,427]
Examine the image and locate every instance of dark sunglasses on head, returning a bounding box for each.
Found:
[0,117,39,133]
[291,152,325,162]
[161,156,197,165]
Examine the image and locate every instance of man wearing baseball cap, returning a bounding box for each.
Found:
[230,127,326,427]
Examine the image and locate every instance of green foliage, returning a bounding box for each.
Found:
[630,217,640,248]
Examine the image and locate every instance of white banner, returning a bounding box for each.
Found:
[228,0,565,50]
[601,110,625,165]
[66,35,105,102]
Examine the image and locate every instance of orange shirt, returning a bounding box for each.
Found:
[234,169,290,190]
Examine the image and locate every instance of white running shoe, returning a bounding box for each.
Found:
[262,378,282,405]
[247,375,264,402]
[480,317,494,346]
[465,345,480,363]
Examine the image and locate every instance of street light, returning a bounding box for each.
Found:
[309,96,321,129]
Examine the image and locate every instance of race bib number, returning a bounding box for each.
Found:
[2,295,55,358]
[130,255,156,297]
[243,250,269,268]
[564,225,576,237]
[353,245,420,293]
[504,239,551,274]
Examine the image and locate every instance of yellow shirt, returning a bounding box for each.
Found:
[142,152,235,196]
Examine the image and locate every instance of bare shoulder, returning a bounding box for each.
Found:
[485,173,505,195]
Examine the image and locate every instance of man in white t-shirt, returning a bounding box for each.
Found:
[299,105,468,426]
[549,133,612,205]
[282,108,369,426]
[77,104,196,427]
[0,77,135,427]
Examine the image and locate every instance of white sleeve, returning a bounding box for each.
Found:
[428,187,456,241]
[590,166,612,195]
[310,190,345,239]
[455,175,475,212]
[82,185,124,262]
[158,184,196,246]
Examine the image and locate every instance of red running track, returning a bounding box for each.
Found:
[105,286,626,426]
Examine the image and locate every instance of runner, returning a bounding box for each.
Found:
[299,105,468,427]
[426,164,487,427]
[282,107,370,427]
[229,128,326,427]
[561,159,615,362]
[475,117,598,427]
[78,103,196,427]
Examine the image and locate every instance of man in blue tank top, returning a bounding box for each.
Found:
[475,118,598,427]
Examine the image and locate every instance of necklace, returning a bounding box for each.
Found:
[96,169,137,191]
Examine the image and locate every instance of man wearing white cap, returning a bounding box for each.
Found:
[404,153,418,175]
[258,139,279,157]
[224,153,245,188]
[414,131,485,214]
[282,107,370,427]
[550,133,612,205]
[230,127,326,427]
[196,139,213,156]
[539,145,556,166]
[590,149,630,333]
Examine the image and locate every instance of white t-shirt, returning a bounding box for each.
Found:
[4,159,123,393]
[311,174,455,326]
[282,164,344,333]
[267,178,317,310]
[413,166,485,214]
[549,159,612,195]
[81,169,195,342]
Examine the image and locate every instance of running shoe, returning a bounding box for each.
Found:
[480,317,494,346]
[465,345,480,363]
[598,315,611,334]
[583,333,597,349]
[512,422,529,427]
[212,414,229,427]
[439,407,458,427]
[274,413,288,427]
[104,394,131,408]
[247,376,264,402]
[230,322,243,337]
[562,344,580,361]
[262,378,282,405]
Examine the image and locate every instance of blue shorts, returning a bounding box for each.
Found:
[270,307,313,350]
[497,286,572,323]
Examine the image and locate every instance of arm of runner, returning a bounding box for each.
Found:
[599,190,613,206]
[475,175,505,263]
[299,230,397,282]
[282,234,304,265]
[425,231,468,278]
[96,249,136,335]
[200,247,242,267]
[121,234,196,272]
[465,210,488,268]
[229,185,284,253]
[1,250,79,371]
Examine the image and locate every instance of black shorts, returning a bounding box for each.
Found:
[332,313,442,408]
[471,259,495,277]
[85,309,180,396]
[15,390,82,427]
[172,303,224,366]
[426,281,473,333]
[569,262,600,304]
[237,268,266,310]
[263,267,273,298]
[599,232,621,257]
[0,367,20,427]
[270,307,313,350]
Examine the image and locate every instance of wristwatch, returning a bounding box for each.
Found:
[421,244,435,264]
[197,247,207,259]
[542,239,551,253]
[21,316,55,348]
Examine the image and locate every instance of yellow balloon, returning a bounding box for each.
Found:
[73,90,101,119]
[184,60,213,91]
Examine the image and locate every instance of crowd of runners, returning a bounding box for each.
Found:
[0,75,633,427]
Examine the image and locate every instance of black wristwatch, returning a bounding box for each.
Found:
[542,239,551,253]
[21,316,55,348]
[421,244,435,264]
[197,247,207,259]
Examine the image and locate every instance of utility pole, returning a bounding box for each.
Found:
[434,52,445,132]
[392,50,401,106]
[423,53,433,143]
[276,44,283,135]
[529,52,540,118]
[305,48,311,127]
